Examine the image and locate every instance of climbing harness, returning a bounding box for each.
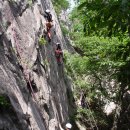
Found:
[55,49,63,65]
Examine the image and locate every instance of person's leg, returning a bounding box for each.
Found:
[57,57,62,65]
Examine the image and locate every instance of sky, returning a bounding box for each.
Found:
[68,0,76,11]
[70,0,75,9]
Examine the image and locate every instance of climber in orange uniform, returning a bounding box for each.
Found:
[55,43,63,64]
[44,9,53,41]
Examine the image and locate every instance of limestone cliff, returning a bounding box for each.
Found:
[0,0,73,129]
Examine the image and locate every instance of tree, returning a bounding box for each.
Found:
[52,0,69,15]
[65,0,130,129]
[77,0,130,37]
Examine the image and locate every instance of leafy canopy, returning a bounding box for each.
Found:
[76,0,130,37]
[64,0,130,128]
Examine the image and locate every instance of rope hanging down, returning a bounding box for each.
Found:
[12,26,36,100]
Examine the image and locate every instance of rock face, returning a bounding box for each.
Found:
[0,0,72,129]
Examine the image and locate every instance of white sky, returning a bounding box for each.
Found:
[70,0,75,9]
[68,0,76,11]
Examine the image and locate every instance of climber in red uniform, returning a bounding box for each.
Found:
[44,9,53,41]
[55,43,63,64]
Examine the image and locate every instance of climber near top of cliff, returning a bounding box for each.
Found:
[43,9,53,42]
[44,9,53,22]
[55,43,63,65]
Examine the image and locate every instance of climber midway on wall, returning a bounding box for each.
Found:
[44,9,53,42]
[55,43,63,65]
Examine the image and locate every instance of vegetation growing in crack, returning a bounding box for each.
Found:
[43,58,49,67]
[39,37,46,45]
[27,0,33,6]
[0,95,10,108]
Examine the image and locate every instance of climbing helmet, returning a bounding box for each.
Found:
[66,123,72,129]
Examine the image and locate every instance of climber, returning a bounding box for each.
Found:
[55,43,63,65]
[59,123,72,130]
[44,9,53,41]
[65,123,72,130]
[44,9,53,22]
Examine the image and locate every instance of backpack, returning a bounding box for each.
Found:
[46,13,52,22]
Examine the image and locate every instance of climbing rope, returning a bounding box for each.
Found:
[12,24,52,130]
[12,26,36,100]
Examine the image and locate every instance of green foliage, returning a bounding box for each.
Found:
[60,23,69,36]
[76,107,108,127]
[65,5,130,129]
[27,0,33,6]
[66,0,130,129]
[76,108,94,119]
[76,0,130,37]
[0,95,10,108]
[69,8,84,32]
[52,0,69,15]
[39,37,46,45]
[44,58,49,66]
[65,34,129,87]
